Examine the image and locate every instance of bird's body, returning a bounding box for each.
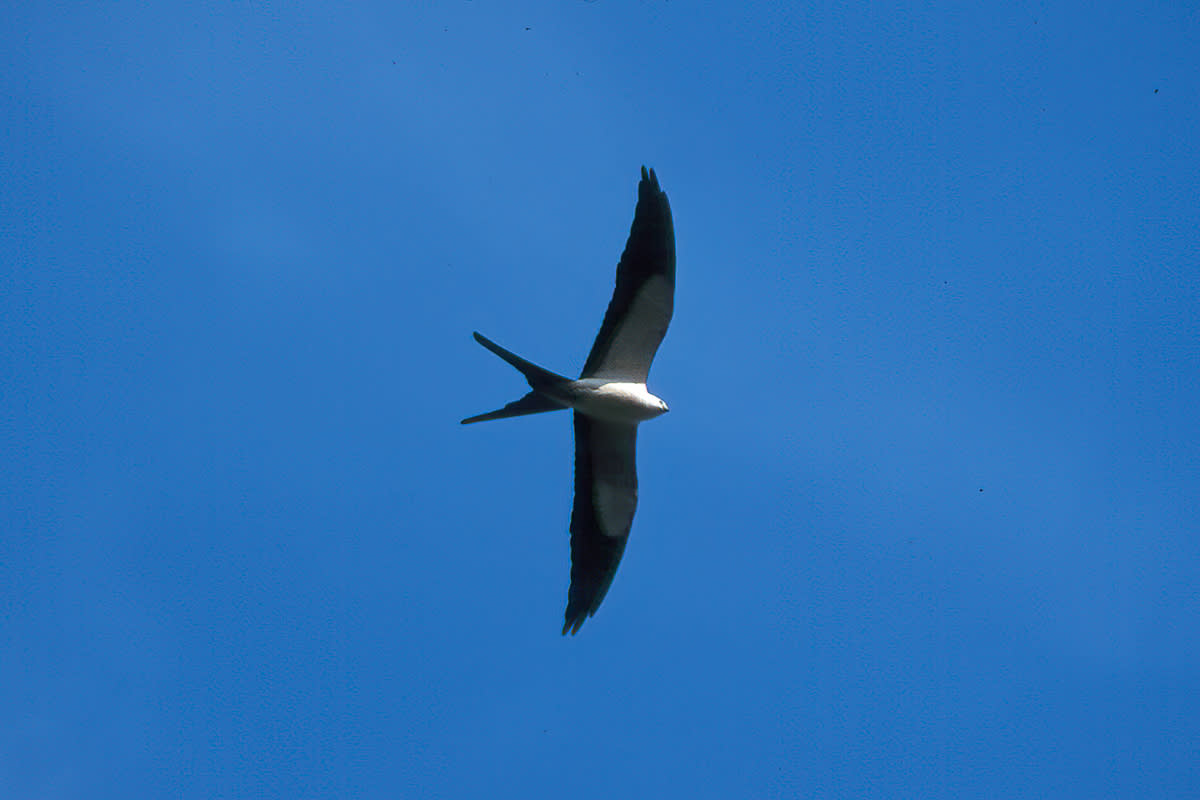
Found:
[463,167,675,635]
[552,380,668,424]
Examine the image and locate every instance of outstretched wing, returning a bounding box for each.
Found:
[580,167,675,382]
[563,413,638,635]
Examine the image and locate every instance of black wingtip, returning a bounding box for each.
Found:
[638,166,664,200]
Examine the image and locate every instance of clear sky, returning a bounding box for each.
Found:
[3,2,1198,797]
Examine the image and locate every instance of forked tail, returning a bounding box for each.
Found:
[461,332,570,424]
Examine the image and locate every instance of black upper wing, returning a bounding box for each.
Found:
[580,167,675,382]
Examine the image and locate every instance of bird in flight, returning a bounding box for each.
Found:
[462,167,675,635]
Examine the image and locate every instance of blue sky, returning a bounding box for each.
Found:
[3,2,1198,797]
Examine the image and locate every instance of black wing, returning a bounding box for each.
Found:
[563,413,639,635]
[580,167,675,382]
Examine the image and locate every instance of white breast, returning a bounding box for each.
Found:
[568,381,669,423]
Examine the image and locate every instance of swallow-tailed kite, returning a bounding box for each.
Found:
[462,167,675,635]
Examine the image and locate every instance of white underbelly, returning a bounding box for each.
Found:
[567,381,668,423]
